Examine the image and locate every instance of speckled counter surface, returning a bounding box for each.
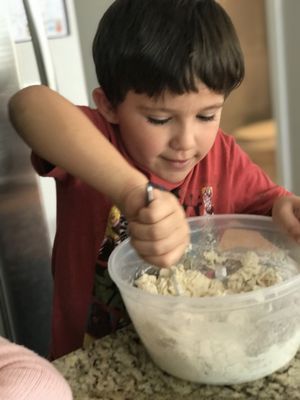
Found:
[53,325,300,400]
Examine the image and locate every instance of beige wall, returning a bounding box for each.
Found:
[218,0,272,134]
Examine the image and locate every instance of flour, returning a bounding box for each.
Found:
[126,295,300,384]
[129,249,300,384]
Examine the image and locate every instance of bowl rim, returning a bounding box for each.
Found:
[108,214,300,310]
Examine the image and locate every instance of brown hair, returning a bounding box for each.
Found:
[93,0,244,106]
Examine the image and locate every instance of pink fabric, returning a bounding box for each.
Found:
[0,337,72,399]
[31,107,290,360]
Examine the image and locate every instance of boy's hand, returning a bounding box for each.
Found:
[122,185,190,267]
[272,195,300,243]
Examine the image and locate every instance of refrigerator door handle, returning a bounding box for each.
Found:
[22,0,58,90]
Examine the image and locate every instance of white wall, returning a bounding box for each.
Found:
[73,0,114,107]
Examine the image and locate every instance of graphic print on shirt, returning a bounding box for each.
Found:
[172,185,214,216]
[202,186,214,215]
[85,205,129,341]
[172,186,202,216]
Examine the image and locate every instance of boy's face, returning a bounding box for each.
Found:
[113,82,224,183]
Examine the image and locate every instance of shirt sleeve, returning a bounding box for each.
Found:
[227,137,291,216]
[0,337,72,400]
[31,152,67,180]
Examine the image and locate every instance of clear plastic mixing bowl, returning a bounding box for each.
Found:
[108,215,300,384]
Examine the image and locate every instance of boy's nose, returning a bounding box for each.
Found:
[170,123,196,150]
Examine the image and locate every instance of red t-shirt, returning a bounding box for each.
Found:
[32,106,289,359]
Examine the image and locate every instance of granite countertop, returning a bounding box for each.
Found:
[53,325,300,400]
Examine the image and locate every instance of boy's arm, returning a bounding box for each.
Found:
[9,85,146,207]
[9,85,189,267]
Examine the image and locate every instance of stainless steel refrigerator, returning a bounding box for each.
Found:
[0,0,88,356]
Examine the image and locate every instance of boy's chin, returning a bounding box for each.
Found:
[155,170,190,185]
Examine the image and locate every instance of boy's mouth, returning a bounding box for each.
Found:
[162,156,194,170]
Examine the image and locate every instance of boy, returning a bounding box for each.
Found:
[9,0,300,360]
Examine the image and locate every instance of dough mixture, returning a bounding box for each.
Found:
[135,250,283,297]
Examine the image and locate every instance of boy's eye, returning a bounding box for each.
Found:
[197,114,215,122]
[147,117,171,125]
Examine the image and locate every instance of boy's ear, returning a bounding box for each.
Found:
[92,88,119,124]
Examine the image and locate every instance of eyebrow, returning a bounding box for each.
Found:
[137,102,224,113]
[198,102,224,112]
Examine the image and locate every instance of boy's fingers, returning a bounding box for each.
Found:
[129,206,187,240]
[124,184,190,266]
[273,196,300,240]
[139,191,185,223]
[130,225,189,257]
[134,242,189,268]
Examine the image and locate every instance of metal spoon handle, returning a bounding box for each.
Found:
[146,182,154,205]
